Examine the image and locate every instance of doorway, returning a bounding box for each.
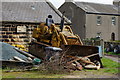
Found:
[111,32,115,41]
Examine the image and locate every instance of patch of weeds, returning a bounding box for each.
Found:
[37,61,70,75]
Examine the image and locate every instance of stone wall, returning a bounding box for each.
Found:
[0,22,39,48]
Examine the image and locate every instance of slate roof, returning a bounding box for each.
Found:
[1,0,71,23]
[75,2,119,14]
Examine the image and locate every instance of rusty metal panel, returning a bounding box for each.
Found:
[29,42,46,59]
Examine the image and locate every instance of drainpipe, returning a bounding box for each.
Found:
[113,0,120,40]
[117,1,120,40]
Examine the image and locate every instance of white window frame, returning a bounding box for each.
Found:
[112,17,116,25]
[97,16,102,25]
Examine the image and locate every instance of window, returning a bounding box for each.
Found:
[97,16,102,25]
[112,17,116,25]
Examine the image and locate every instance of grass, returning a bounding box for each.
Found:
[73,57,120,74]
[99,57,120,74]
[2,57,120,78]
[2,70,66,78]
[87,57,120,74]
[106,52,120,56]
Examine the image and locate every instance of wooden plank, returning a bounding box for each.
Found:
[14,47,35,59]
[13,56,26,62]
[34,41,51,47]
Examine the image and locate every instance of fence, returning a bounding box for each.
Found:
[104,41,120,54]
[83,39,120,54]
[82,39,104,57]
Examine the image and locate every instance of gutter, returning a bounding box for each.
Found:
[86,12,120,16]
[1,21,71,25]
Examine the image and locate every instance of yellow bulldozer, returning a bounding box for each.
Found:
[29,16,103,68]
[32,22,83,48]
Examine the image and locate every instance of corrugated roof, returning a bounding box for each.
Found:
[75,2,118,14]
[1,1,67,23]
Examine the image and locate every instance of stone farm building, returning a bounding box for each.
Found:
[0,0,70,48]
[59,0,120,41]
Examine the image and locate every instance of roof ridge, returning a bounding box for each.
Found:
[75,1,113,6]
[74,1,118,15]
[45,0,62,17]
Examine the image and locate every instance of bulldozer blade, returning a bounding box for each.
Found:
[63,45,98,56]
[29,42,103,67]
[63,45,103,68]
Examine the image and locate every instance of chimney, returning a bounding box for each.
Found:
[113,0,120,7]
[65,0,74,2]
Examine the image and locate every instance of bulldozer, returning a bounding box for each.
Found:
[29,16,103,68]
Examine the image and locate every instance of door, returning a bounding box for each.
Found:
[111,32,115,41]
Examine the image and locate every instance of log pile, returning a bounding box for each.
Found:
[2,44,101,72]
[60,54,101,71]
[41,52,101,73]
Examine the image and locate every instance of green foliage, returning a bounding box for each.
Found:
[109,40,120,43]
[114,40,120,42]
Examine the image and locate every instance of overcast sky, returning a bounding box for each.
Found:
[49,0,114,8]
